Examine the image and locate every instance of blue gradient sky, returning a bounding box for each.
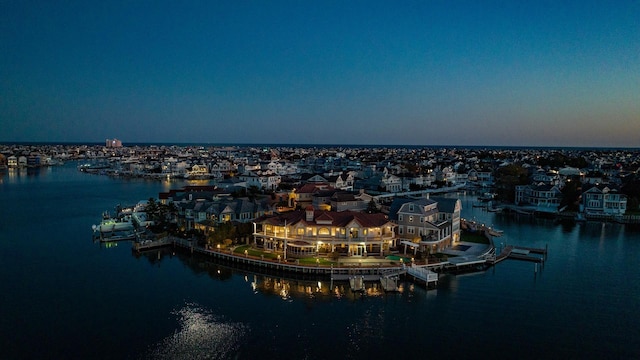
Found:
[2,1,639,147]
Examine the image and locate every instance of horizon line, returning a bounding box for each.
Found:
[1,140,639,151]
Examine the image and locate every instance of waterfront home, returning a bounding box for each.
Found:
[252,207,397,258]
[354,168,403,193]
[237,170,281,190]
[467,169,494,187]
[515,184,563,210]
[7,155,17,167]
[402,173,435,190]
[183,164,210,179]
[390,197,461,255]
[580,184,627,215]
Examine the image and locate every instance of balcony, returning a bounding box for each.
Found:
[254,229,394,243]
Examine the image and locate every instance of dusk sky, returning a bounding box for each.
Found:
[1,1,639,147]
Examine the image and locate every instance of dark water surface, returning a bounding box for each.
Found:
[1,164,639,359]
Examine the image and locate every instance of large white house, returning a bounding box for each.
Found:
[252,207,397,258]
[581,185,627,215]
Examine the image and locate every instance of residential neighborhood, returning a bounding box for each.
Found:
[3,144,640,256]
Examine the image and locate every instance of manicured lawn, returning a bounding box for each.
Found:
[232,245,339,265]
[385,255,412,263]
[233,245,278,259]
[297,257,337,266]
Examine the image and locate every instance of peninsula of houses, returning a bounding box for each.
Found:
[4,141,639,283]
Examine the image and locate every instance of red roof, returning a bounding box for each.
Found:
[256,210,391,228]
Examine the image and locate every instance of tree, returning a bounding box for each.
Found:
[560,179,581,211]
[622,178,640,213]
[494,165,529,203]
[366,200,379,213]
[145,198,160,223]
[208,222,238,247]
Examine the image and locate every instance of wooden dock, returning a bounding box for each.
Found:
[508,245,547,263]
[512,245,547,255]
[130,236,547,288]
[486,245,512,265]
[486,245,547,264]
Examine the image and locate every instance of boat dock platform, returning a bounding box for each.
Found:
[487,245,547,264]
[508,246,547,263]
[131,236,547,289]
[405,264,439,286]
[132,237,173,251]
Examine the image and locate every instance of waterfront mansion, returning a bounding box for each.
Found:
[252,196,461,259]
[390,197,462,256]
[252,206,396,258]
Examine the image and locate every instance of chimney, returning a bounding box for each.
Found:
[305,205,314,221]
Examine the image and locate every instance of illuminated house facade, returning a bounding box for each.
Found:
[393,197,461,255]
[581,185,627,215]
[252,207,397,258]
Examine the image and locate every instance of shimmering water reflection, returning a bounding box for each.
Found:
[144,302,247,360]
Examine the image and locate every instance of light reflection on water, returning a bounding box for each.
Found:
[143,302,247,360]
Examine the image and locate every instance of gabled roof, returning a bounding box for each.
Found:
[388,197,414,221]
[331,192,358,202]
[315,212,334,224]
[431,197,460,213]
[398,198,437,215]
[530,184,560,192]
[206,198,265,216]
[295,183,333,194]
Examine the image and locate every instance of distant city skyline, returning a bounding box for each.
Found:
[2,1,639,147]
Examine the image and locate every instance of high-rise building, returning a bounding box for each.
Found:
[106,139,122,148]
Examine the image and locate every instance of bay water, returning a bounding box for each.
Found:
[1,163,638,359]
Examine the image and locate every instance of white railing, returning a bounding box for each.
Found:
[406,264,438,283]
